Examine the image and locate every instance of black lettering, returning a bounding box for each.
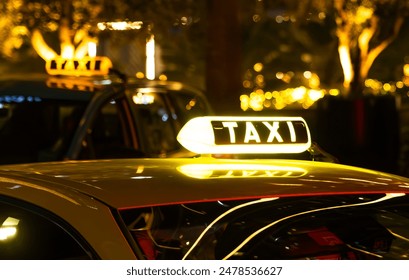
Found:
[212,120,308,144]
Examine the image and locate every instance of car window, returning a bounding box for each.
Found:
[167,90,211,131]
[0,100,87,164]
[120,194,409,260]
[0,198,93,259]
[131,91,178,156]
[79,97,143,159]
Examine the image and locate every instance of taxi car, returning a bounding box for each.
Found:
[1,116,409,260]
[0,57,212,164]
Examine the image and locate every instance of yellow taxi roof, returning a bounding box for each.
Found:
[1,158,408,209]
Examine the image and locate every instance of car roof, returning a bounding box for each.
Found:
[0,74,109,98]
[1,158,408,209]
[0,73,206,95]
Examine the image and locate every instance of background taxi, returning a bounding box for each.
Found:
[1,116,409,260]
[0,73,212,164]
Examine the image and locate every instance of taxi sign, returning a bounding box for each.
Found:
[177,116,311,154]
[45,56,113,76]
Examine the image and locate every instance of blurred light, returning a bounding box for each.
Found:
[355,6,373,25]
[253,63,263,72]
[276,15,284,23]
[255,74,264,86]
[339,44,353,88]
[308,89,324,101]
[45,56,113,76]
[308,73,320,88]
[303,71,312,79]
[301,53,312,63]
[61,44,74,59]
[132,92,155,105]
[329,89,340,96]
[97,21,143,31]
[318,12,326,20]
[159,74,167,81]
[396,81,404,89]
[383,83,392,92]
[136,72,145,79]
[88,40,97,58]
[0,217,19,241]
[180,16,192,26]
[291,87,306,101]
[243,80,252,88]
[31,29,57,60]
[404,64,409,76]
[146,35,155,80]
[253,14,261,22]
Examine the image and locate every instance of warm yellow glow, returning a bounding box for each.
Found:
[355,6,373,25]
[146,35,155,80]
[404,64,409,77]
[136,72,145,79]
[308,89,325,101]
[291,86,306,101]
[383,83,392,92]
[240,86,330,111]
[338,44,353,88]
[61,44,75,59]
[240,95,250,111]
[396,81,404,89]
[177,164,308,179]
[255,74,264,85]
[253,62,263,72]
[97,21,144,31]
[318,12,326,20]
[45,56,113,76]
[0,217,19,241]
[329,89,340,96]
[159,74,167,81]
[88,41,97,58]
[132,92,155,105]
[308,73,320,88]
[31,29,58,60]
[303,71,312,79]
[177,116,311,154]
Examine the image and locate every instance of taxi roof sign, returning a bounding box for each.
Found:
[45,56,113,76]
[177,116,311,154]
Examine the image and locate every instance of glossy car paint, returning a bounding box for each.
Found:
[1,158,408,209]
[1,158,409,259]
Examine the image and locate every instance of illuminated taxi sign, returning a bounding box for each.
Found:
[178,164,308,179]
[45,56,113,76]
[177,116,311,154]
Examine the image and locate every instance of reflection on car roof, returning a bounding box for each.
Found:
[1,158,408,209]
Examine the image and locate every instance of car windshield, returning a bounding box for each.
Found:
[127,87,212,156]
[0,97,88,164]
[119,193,409,260]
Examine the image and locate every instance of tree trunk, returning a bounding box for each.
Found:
[316,94,400,174]
[206,0,242,115]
